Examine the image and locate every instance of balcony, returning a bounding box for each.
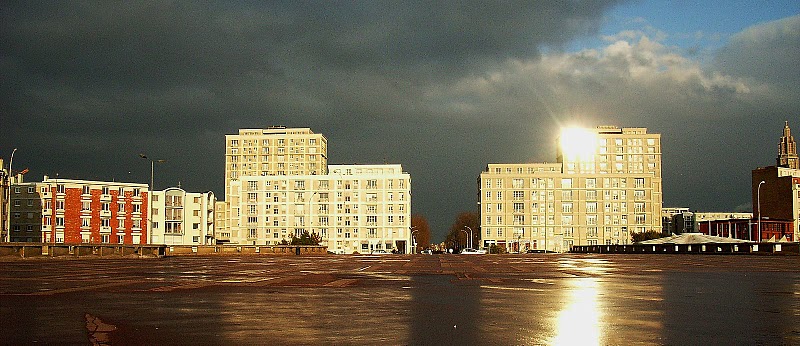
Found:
[100,226,112,233]
[100,194,112,202]
[42,209,52,216]
[100,210,112,218]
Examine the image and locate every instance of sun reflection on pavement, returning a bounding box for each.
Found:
[550,277,602,346]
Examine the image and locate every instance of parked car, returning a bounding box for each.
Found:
[370,249,391,255]
[420,249,433,255]
[460,248,487,254]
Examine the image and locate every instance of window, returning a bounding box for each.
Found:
[102,186,110,195]
[118,235,125,243]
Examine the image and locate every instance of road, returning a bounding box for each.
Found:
[1,254,799,345]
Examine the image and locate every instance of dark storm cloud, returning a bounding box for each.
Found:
[11,2,797,240]
[1,1,627,237]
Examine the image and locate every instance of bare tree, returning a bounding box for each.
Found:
[445,211,480,250]
[411,214,431,252]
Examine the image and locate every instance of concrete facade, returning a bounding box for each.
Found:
[150,188,216,245]
[222,127,412,253]
[231,164,412,254]
[479,126,663,253]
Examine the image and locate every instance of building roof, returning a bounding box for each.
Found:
[637,233,749,245]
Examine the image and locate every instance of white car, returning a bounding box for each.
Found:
[370,249,391,255]
[460,248,486,254]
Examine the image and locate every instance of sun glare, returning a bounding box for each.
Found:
[559,127,598,162]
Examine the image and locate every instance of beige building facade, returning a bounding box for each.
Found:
[222,127,412,253]
[479,126,663,252]
[231,164,411,253]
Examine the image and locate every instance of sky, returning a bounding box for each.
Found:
[2,1,799,241]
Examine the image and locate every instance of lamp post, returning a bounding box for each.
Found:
[5,148,17,243]
[411,229,419,254]
[409,226,418,254]
[140,154,165,243]
[139,154,166,191]
[757,180,765,243]
[459,229,469,250]
[464,225,474,249]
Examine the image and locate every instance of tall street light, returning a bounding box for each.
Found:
[409,226,418,254]
[757,180,765,243]
[464,225,474,249]
[459,229,469,250]
[139,154,166,190]
[5,148,17,243]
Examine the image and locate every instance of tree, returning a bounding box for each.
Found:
[290,231,322,246]
[445,211,480,250]
[631,230,664,243]
[411,214,431,253]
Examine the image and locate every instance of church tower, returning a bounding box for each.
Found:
[777,121,799,169]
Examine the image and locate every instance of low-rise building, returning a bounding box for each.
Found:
[752,165,800,240]
[150,188,216,245]
[35,176,149,244]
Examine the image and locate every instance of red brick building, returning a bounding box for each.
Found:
[698,218,794,242]
[38,176,149,244]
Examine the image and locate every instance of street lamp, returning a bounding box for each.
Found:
[757,180,765,243]
[5,148,17,243]
[409,226,418,254]
[139,154,166,190]
[459,229,469,250]
[464,225,474,249]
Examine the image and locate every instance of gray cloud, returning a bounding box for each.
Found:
[2,1,797,239]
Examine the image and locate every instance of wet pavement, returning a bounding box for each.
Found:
[1,254,799,345]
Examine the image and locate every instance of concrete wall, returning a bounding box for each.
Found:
[571,242,800,255]
[0,243,328,258]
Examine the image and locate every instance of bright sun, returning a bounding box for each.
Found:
[559,127,598,161]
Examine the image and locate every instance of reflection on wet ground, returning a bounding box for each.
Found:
[1,254,798,345]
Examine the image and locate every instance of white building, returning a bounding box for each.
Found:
[231,164,411,253]
[150,188,216,245]
[222,127,413,253]
[479,126,663,252]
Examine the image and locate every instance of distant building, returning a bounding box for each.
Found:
[479,126,663,253]
[752,165,800,241]
[150,188,216,245]
[777,121,799,169]
[34,176,149,244]
[661,207,694,234]
[8,178,42,243]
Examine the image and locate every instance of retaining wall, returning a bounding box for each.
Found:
[571,242,800,255]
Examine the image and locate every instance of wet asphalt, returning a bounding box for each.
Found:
[1,254,799,345]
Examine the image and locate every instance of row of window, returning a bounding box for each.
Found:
[484,214,648,226]
[485,177,648,189]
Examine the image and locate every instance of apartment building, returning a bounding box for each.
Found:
[8,179,42,243]
[479,126,663,252]
[150,188,216,245]
[231,164,411,253]
[222,127,328,242]
[34,176,149,244]
[222,127,412,253]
